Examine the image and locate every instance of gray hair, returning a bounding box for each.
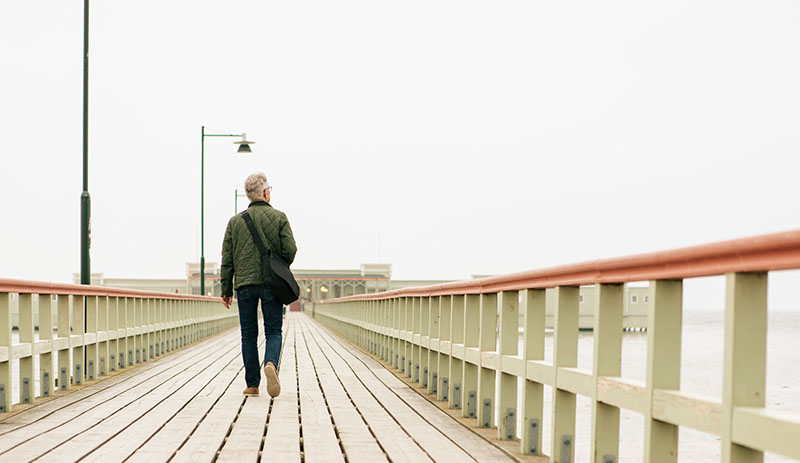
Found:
[244,172,269,201]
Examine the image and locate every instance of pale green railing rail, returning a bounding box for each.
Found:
[0,279,238,415]
[313,230,800,463]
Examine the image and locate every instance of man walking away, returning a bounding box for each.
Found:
[220,172,297,397]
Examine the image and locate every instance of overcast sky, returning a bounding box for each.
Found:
[1,1,798,308]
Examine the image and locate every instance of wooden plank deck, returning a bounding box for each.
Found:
[0,312,530,462]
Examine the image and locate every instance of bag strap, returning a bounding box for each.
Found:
[241,211,271,257]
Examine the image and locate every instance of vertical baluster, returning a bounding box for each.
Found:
[551,286,579,462]
[144,299,151,360]
[39,294,54,397]
[644,279,682,462]
[411,297,420,381]
[449,295,465,410]
[521,288,545,455]
[85,296,98,381]
[18,294,35,403]
[57,294,72,390]
[401,297,410,375]
[73,295,85,385]
[109,297,118,371]
[721,272,767,463]
[498,290,519,440]
[0,293,10,413]
[437,295,452,401]
[427,296,440,394]
[462,294,480,418]
[477,292,498,428]
[591,284,624,462]
[97,296,108,376]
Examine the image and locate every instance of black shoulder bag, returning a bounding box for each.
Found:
[241,211,300,305]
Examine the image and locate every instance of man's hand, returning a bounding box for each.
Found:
[221,296,232,309]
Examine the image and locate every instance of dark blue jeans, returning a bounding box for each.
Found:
[236,284,283,388]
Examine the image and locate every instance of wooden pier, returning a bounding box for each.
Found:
[0,313,531,462]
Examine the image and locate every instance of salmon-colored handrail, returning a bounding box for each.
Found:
[323,229,800,302]
[0,278,221,302]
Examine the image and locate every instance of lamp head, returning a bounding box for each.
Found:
[234,133,254,154]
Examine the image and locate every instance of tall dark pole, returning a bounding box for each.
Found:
[200,126,205,296]
[80,0,91,285]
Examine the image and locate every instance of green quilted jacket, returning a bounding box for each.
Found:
[220,201,297,298]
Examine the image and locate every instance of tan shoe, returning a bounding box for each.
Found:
[242,387,259,396]
[264,362,281,398]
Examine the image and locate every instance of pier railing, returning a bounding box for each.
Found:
[313,230,800,462]
[0,279,238,414]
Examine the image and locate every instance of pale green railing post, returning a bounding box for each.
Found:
[98,296,108,375]
[57,294,72,390]
[399,298,407,374]
[412,297,421,382]
[73,295,86,385]
[521,288,545,455]
[0,293,11,413]
[420,297,431,389]
[437,295,452,401]
[391,298,399,368]
[477,292,498,428]
[721,272,767,463]
[18,294,34,402]
[644,279,683,462]
[109,297,118,371]
[591,283,624,462]
[462,294,480,418]
[498,290,520,440]
[551,286,579,462]
[86,296,99,379]
[427,296,440,394]
[449,295,465,410]
[39,294,55,394]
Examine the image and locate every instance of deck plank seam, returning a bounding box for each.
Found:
[307,316,502,462]
[0,331,240,459]
[299,317,392,463]
[298,317,437,462]
[60,343,246,462]
[0,327,239,435]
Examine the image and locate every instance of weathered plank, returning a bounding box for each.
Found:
[261,319,301,462]
[298,317,434,463]
[295,321,345,463]
[0,331,239,460]
[299,318,388,463]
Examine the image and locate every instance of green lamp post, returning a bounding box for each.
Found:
[200,126,254,296]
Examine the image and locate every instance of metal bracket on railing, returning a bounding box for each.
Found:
[43,372,50,397]
[128,350,133,366]
[22,378,30,404]
[100,357,105,376]
[408,361,412,376]
[442,377,448,401]
[482,399,492,427]
[468,390,476,417]
[561,434,573,463]
[0,384,5,412]
[136,349,140,363]
[529,418,539,454]
[150,345,154,359]
[75,363,82,385]
[395,354,399,368]
[110,354,116,372]
[505,408,515,440]
[120,352,125,369]
[453,384,460,409]
[88,360,94,381]
[423,367,428,388]
[415,364,419,382]
[60,367,67,391]
[604,455,616,463]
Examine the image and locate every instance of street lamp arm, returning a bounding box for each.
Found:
[203,133,245,138]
